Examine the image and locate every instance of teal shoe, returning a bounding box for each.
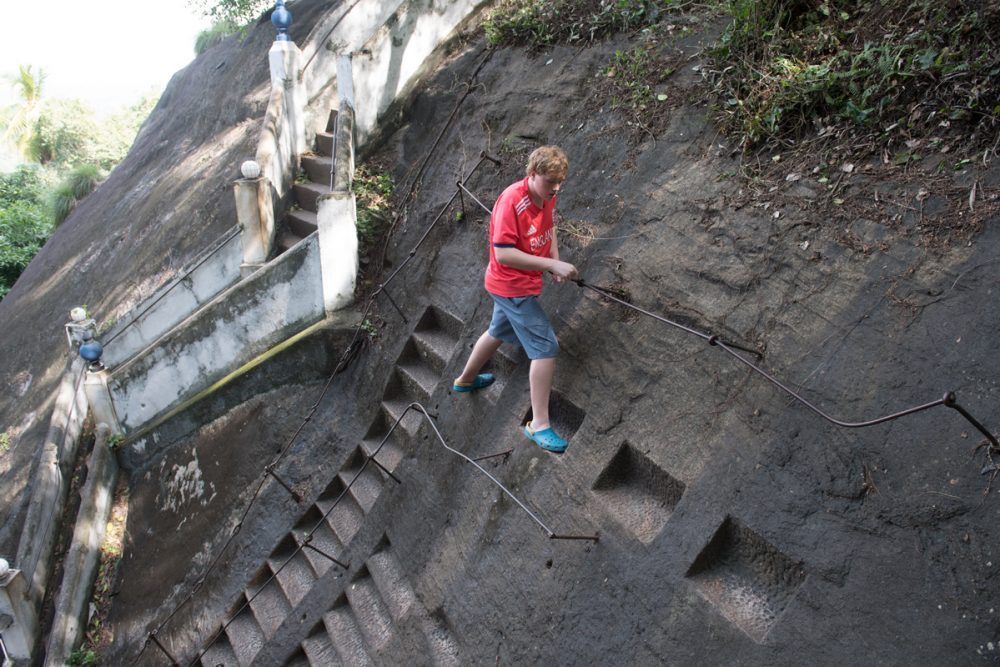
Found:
[523,421,567,453]
[453,373,495,393]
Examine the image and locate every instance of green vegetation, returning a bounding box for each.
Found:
[76,481,129,663]
[50,164,103,226]
[483,0,677,47]
[603,43,673,118]
[189,0,272,30]
[0,431,10,453]
[195,20,241,54]
[353,166,394,245]
[66,649,97,666]
[0,166,52,298]
[0,64,158,299]
[707,0,1000,152]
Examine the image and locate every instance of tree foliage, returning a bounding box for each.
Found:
[0,165,51,298]
[188,0,272,28]
[3,65,46,160]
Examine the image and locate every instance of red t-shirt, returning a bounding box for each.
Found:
[484,178,556,297]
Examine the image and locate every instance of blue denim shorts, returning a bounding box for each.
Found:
[487,293,559,360]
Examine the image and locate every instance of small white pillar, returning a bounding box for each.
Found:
[269,40,306,156]
[0,565,38,662]
[235,176,275,275]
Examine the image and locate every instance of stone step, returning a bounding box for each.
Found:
[247,569,292,638]
[409,330,456,375]
[294,517,345,578]
[324,597,375,666]
[381,399,424,439]
[315,131,334,156]
[286,209,318,238]
[315,487,366,546]
[360,433,405,475]
[268,543,317,608]
[199,635,239,667]
[302,154,333,184]
[298,624,343,666]
[337,455,387,513]
[276,229,304,253]
[420,615,463,667]
[366,547,417,621]
[224,599,266,665]
[394,362,438,403]
[293,181,328,213]
[346,569,395,653]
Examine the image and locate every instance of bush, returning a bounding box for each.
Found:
[483,0,675,47]
[353,166,393,245]
[708,0,1000,150]
[50,164,103,226]
[196,20,239,54]
[0,165,51,298]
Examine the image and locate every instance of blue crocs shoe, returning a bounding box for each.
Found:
[523,421,567,453]
[453,373,495,393]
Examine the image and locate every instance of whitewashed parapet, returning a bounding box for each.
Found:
[100,228,244,370]
[7,355,88,663]
[106,235,325,434]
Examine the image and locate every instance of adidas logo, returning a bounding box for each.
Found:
[527,225,536,235]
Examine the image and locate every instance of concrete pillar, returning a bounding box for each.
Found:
[0,564,37,662]
[269,40,306,157]
[235,176,275,275]
[317,191,358,313]
[332,101,355,193]
[337,53,355,109]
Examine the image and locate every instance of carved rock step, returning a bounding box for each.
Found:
[268,542,317,607]
[247,572,293,637]
[224,600,266,665]
[199,635,239,667]
[393,362,438,403]
[337,457,387,513]
[381,399,425,439]
[409,329,457,374]
[345,570,396,653]
[324,598,375,666]
[316,486,367,545]
[293,518,345,578]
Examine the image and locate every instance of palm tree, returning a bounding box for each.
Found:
[3,65,46,160]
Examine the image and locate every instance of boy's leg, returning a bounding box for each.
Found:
[454,331,503,385]
[528,357,556,431]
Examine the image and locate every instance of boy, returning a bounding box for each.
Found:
[452,146,578,452]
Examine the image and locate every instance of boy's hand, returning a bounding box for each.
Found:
[549,260,578,284]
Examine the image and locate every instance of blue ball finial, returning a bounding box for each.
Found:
[80,339,104,363]
[272,0,292,41]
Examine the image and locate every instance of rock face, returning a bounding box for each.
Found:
[5,4,1000,666]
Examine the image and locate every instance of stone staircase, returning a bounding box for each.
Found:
[289,538,461,666]
[276,112,338,254]
[196,304,465,665]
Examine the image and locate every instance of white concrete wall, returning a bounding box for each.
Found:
[349,0,488,145]
[299,0,487,145]
[107,235,325,433]
[101,229,243,369]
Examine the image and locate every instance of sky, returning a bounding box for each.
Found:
[0,0,211,116]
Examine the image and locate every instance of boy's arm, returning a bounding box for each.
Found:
[495,245,577,281]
